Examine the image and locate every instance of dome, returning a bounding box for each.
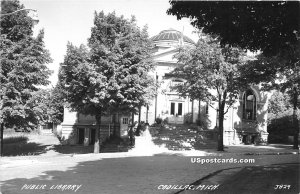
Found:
[150,28,195,45]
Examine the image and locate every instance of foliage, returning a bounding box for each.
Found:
[268,91,291,116]
[1,0,35,42]
[88,11,156,114]
[60,11,155,115]
[29,88,64,125]
[0,0,52,130]
[59,11,155,152]
[267,91,300,135]
[172,37,247,150]
[59,43,105,115]
[167,1,299,57]
[173,37,246,111]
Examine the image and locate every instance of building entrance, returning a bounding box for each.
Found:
[168,101,184,124]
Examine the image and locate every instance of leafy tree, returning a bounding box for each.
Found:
[167,1,299,57]
[31,88,64,125]
[60,43,106,153]
[88,12,155,115]
[267,91,300,143]
[0,0,52,156]
[60,11,155,153]
[173,37,246,151]
[168,1,300,149]
[268,91,291,116]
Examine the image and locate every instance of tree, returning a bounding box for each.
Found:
[167,1,299,57]
[59,11,155,153]
[88,12,155,114]
[0,0,52,156]
[268,91,292,116]
[173,37,246,151]
[168,1,300,149]
[30,88,64,125]
[267,91,300,143]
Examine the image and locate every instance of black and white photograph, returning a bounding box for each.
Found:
[0,0,299,193]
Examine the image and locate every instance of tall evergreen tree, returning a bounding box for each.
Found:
[0,0,52,156]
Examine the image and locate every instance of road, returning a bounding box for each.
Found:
[0,153,299,194]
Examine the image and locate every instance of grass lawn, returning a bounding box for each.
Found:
[3,129,57,156]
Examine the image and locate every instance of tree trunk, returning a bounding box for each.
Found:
[198,99,201,126]
[218,110,224,151]
[217,93,226,151]
[130,112,135,146]
[0,123,4,157]
[94,112,102,153]
[146,105,149,123]
[293,86,299,149]
[138,106,141,124]
[191,100,194,124]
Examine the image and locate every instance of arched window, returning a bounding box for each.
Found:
[243,90,256,120]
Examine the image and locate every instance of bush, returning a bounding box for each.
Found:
[267,110,298,135]
[155,117,162,124]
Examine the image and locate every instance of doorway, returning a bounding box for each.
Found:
[78,128,85,144]
[168,101,184,124]
[90,128,96,145]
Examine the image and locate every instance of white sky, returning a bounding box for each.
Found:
[20,0,199,86]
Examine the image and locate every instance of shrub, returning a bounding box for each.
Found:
[155,117,162,124]
[267,109,299,135]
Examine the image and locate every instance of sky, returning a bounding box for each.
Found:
[19,0,200,87]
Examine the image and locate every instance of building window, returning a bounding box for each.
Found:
[78,128,85,145]
[170,102,175,115]
[178,103,182,116]
[243,89,257,120]
[89,128,96,145]
[122,117,129,124]
[170,79,184,92]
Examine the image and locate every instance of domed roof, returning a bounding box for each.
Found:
[150,28,195,45]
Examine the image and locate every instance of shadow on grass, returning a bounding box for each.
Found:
[3,140,47,156]
[53,145,94,154]
[150,125,217,151]
[4,136,29,144]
